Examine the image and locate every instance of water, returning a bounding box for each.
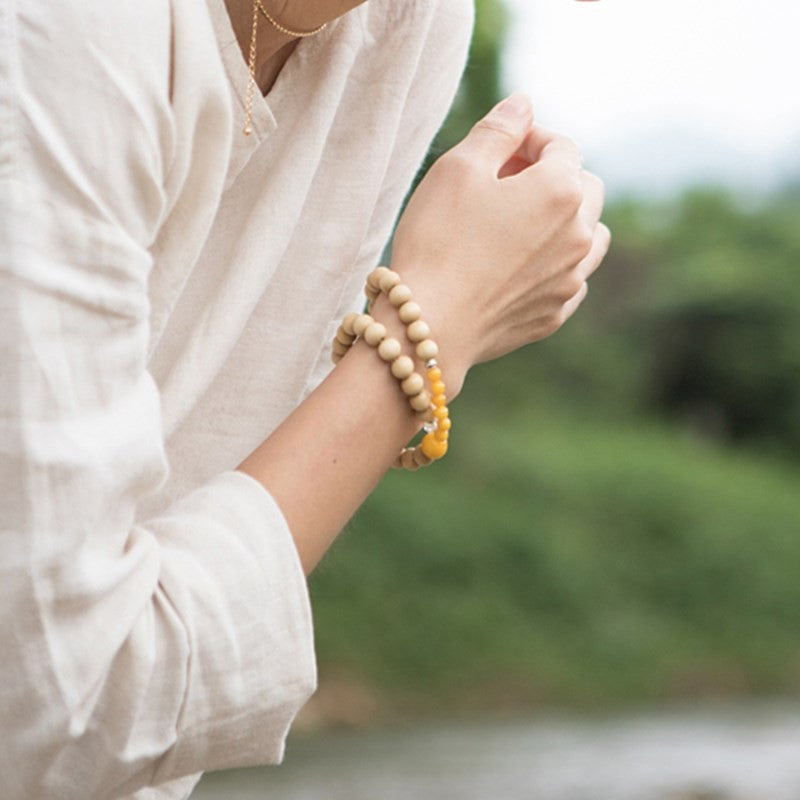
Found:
[194,702,800,800]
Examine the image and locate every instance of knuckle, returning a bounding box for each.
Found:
[471,116,519,144]
[572,223,594,260]
[598,222,612,250]
[559,184,584,212]
[560,275,584,301]
[542,164,583,211]
[557,132,581,155]
[583,170,605,200]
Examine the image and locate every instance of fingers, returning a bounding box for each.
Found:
[561,280,589,324]
[579,171,605,229]
[517,124,582,171]
[497,153,533,180]
[453,93,534,173]
[558,223,611,327]
[509,126,591,216]
[497,123,565,179]
[577,222,611,281]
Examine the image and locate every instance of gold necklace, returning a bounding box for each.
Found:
[243,0,328,135]
[256,0,328,38]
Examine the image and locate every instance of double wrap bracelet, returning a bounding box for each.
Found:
[331,267,452,471]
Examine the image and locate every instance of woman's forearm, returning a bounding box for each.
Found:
[236,292,435,574]
[237,96,611,576]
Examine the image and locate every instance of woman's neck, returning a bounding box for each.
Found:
[224,0,367,96]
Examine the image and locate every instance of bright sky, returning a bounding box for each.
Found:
[503,0,800,195]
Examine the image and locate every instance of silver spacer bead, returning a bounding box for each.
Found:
[425,358,438,369]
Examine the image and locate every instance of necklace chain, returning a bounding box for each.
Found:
[256,0,328,38]
[243,1,328,136]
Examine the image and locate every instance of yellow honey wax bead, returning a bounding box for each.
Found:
[434,405,449,421]
[421,432,448,460]
[431,380,446,397]
[438,417,452,432]
[434,429,449,443]
[427,367,442,383]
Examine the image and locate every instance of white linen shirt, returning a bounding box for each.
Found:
[0,0,473,798]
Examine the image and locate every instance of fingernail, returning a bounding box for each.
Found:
[496,93,531,118]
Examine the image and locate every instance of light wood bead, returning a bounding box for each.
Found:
[341,312,360,336]
[340,267,455,469]
[353,314,373,337]
[364,322,387,347]
[400,449,420,471]
[401,373,424,396]
[335,329,355,347]
[377,337,402,362]
[391,355,415,380]
[412,447,433,467]
[409,390,432,412]
[378,270,402,293]
[406,320,431,343]
[368,267,391,290]
[388,284,413,307]
[415,406,436,423]
[416,339,439,361]
[398,301,422,324]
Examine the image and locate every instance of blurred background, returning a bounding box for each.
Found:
[198,1,800,797]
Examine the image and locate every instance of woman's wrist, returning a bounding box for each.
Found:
[237,262,469,571]
[374,263,470,399]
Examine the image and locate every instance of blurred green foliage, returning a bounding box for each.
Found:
[309,2,800,715]
[312,403,800,711]
[504,187,800,454]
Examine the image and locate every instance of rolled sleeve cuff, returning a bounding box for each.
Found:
[147,469,317,784]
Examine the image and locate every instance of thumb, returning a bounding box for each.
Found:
[455,93,534,171]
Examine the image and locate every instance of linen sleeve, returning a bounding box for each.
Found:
[0,4,315,799]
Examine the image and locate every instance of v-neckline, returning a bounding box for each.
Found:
[206,0,333,143]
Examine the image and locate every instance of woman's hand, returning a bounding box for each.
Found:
[240,95,610,575]
[391,93,610,395]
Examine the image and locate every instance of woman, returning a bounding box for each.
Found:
[0,0,609,797]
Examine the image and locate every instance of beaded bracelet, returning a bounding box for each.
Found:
[366,268,451,466]
[331,267,452,471]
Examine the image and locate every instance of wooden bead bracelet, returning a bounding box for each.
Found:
[331,267,451,471]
